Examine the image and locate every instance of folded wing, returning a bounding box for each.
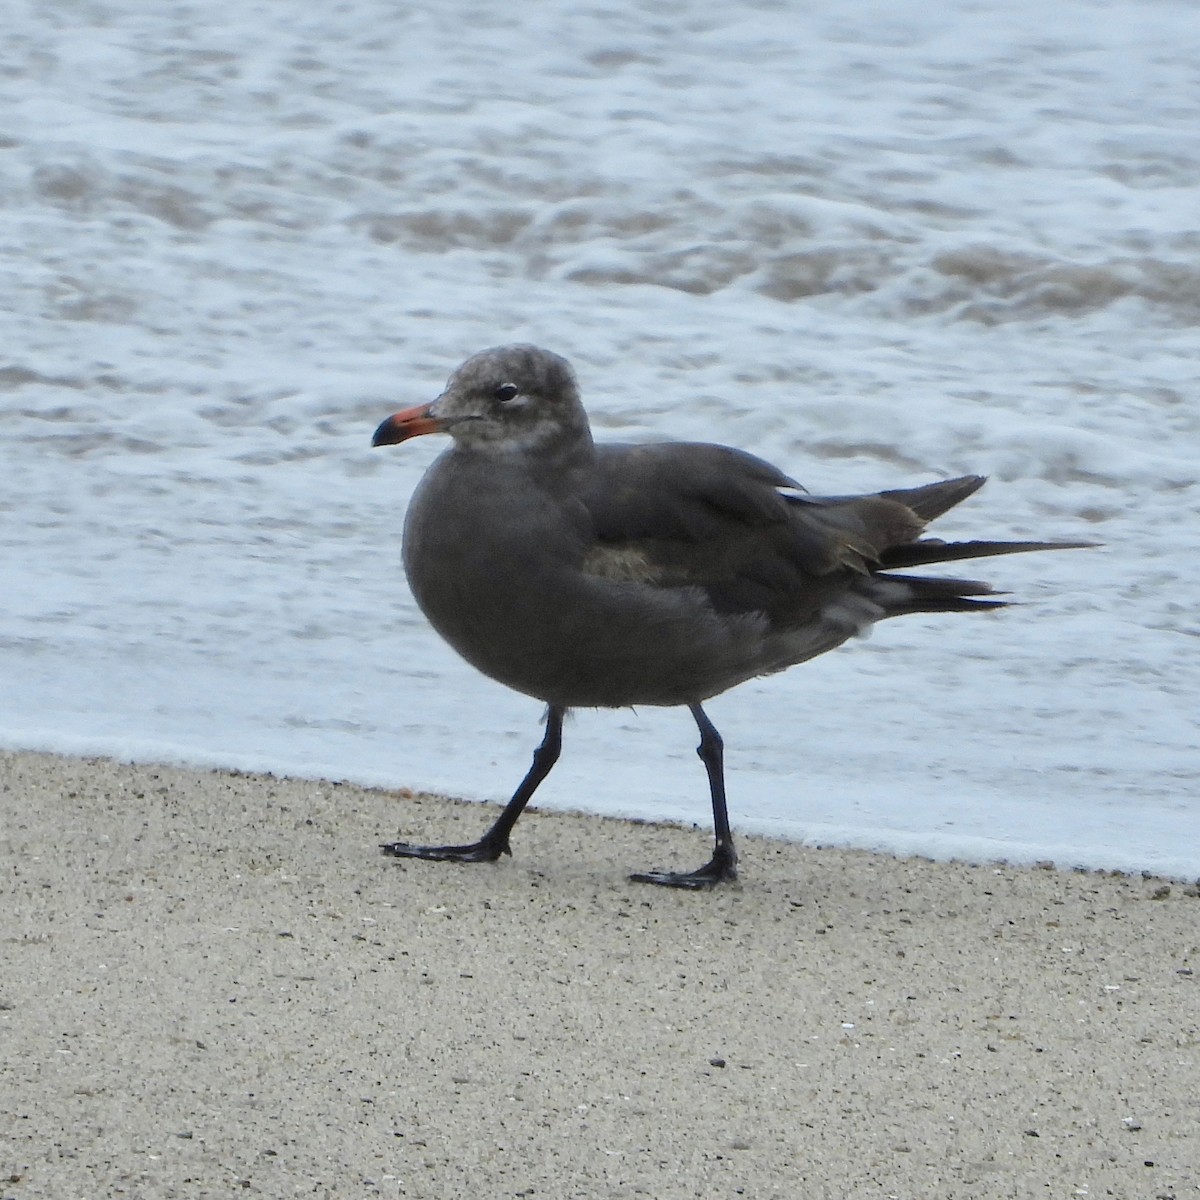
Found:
[581,445,1089,626]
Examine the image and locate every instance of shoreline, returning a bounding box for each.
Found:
[2,749,1196,1198]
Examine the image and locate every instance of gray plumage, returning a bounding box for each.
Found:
[372,344,1088,887]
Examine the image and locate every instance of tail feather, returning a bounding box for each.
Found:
[794,473,1093,625]
[878,474,987,521]
[873,535,1094,619]
[888,594,1009,616]
[875,571,1009,617]
[882,573,997,597]
[879,537,1096,570]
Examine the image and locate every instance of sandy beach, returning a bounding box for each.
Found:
[1,749,1195,1199]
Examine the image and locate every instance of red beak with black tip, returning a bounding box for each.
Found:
[372,403,444,447]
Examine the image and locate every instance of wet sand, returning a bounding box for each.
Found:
[1,749,1196,1199]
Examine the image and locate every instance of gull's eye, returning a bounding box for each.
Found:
[494,382,520,403]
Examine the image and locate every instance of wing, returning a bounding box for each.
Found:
[579,442,932,622]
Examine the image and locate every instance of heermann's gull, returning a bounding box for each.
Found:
[372,344,1087,888]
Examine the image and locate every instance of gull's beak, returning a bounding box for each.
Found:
[371,402,445,447]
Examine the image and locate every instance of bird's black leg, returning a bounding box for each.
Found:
[630,703,739,889]
[381,705,565,865]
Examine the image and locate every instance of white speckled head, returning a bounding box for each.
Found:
[433,344,593,455]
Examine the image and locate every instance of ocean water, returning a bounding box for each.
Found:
[3,0,1198,875]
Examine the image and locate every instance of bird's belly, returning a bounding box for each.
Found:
[410,560,768,708]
